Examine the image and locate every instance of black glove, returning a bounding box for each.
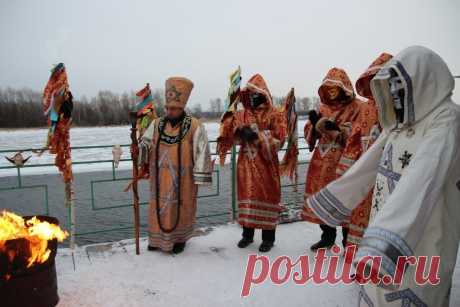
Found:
[237,126,258,142]
[307,110,321,152]
[61,92,73,119]
[324,120,340,131]
[308,110,321,127]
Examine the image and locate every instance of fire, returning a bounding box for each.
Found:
[0,211,68,267]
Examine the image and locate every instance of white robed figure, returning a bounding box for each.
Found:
[306,46,460,306]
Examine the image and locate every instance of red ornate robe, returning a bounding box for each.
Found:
[336,53,392,246]
[218,74,287,230]
[302,67,360,224]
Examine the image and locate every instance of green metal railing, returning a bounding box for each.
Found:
[0,166,50,215]
[0,136,309,245]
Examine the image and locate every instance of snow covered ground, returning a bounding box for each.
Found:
[55,222,357,307]
[55,221,460,307]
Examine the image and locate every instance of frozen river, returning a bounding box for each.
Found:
[0,119,311,177]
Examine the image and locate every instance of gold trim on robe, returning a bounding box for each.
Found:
[141,115,212,251]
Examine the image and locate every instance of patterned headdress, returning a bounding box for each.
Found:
[165,77,194,108]
[43,63,69,126]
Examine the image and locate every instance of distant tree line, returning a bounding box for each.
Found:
[205,96,319,116]
[0,87,319,128]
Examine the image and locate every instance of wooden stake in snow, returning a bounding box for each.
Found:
[129,111,141,255]
[65,181,76,249]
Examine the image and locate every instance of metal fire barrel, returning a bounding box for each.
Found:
[0,215,60,307]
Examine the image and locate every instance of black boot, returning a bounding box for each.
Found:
[259,241,274,253]
[310,224,336,251]
[310,239,335,251]
[342,227,349,248]
[258,229,275,252]
[238,227,254,248]
[147,245,159,251]
[172,242,186,254]
[238,238,254,248]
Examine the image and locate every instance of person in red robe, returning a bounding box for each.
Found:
[301,67,360,251]
[218,74,287,252]
[336,53,392,247]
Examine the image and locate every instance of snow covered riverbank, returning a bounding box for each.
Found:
[0,120,311,177]
[55,222,460,307]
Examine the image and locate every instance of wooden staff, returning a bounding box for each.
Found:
[129,111,141,255]
[64,180,76,249]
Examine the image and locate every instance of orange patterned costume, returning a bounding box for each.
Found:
[140,77,213,252]
[336,53,393,246]
[218,74,287,230]
[42,63,73,183]
[302,68,360,224]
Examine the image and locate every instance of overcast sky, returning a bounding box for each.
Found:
[1,0,459,108]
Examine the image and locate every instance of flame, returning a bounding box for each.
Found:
[0,211,68,267]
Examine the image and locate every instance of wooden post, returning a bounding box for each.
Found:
[65,181,75,249]
[129,111,141,255]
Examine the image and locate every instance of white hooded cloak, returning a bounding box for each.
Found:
[307,46,460,306]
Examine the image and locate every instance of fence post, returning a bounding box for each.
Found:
[66,182,76,249]
[17,167,22,187]
[231,145,237,221]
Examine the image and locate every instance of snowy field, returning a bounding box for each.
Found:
[0,119,311,177]
[55,222,460,307]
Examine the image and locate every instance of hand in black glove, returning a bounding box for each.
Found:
[308,110,321,127]
[307,110,321,152]
[237,126,258,142]
[324,120,340,131]
[61,91,74,119]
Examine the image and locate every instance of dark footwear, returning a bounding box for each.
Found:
[172,242,186,254]
[147,245,159,251]
[310,239,334,252]
[342,227,349,249]
[237,238,253,248]
[258,241,274,253]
